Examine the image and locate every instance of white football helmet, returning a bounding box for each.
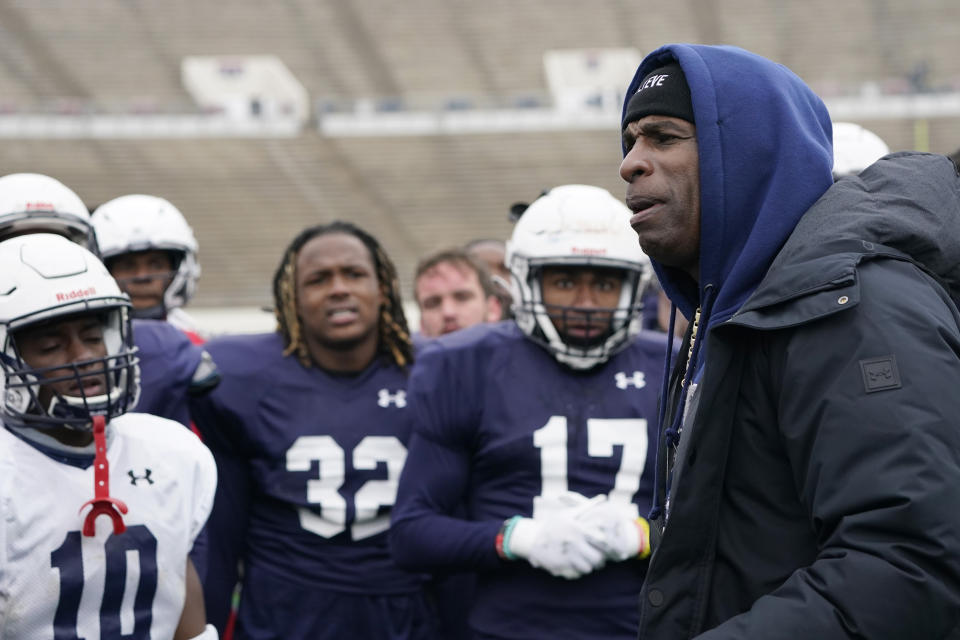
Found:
[0,233,139,431]
[832,121,890,178]
[0,173,98,252]
[506,184,652,370]
[91,194,201,319]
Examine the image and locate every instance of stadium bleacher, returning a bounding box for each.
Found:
[1,0,958,330]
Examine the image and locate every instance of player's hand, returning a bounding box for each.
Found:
[504,514,607,579]
[576,499,650,562]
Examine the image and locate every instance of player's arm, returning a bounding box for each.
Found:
[162,320,221,398]
[174,557,217,640]
[188,373,252,634]
[187,348,221,396]
[391,431,615,578]
[391,345,609,578]
[389,345,505,572]
[390,429,504,571]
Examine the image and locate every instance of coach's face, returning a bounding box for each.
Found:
[295,233,384,353]
[620,115,701,282]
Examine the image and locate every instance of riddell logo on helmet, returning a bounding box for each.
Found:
[25,201,55,211]
[55,287,96,302]
[571,247,607,256]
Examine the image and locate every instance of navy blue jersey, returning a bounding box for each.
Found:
[133,319,219,427]
[391,322,670,639]
[190,332,433,640]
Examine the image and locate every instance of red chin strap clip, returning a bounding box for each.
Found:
[78,414,128,537]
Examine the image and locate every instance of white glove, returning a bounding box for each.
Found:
[188,624,219,640]
[503,508,607,579]
[576,499,650,562]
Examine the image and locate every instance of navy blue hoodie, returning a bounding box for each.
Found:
[621,44,834,369]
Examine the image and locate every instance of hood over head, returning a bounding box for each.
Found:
[621,44,834,333]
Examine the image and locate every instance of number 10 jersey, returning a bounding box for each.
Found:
[0,413,216,640]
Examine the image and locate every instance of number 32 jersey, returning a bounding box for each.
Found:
[0,413,216,640]
[189,332,427,636]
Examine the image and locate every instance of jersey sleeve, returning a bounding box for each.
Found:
[186,337,256,633]
[390,341,503,573]
[133,320,220,427]
[188,433,218,543]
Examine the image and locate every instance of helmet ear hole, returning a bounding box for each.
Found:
[507,184,652,370]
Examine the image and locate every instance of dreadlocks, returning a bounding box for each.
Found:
[272,221,414,369]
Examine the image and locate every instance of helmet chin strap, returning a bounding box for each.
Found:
[78,414,128,536]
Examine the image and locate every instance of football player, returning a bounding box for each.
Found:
[91,194,205,342]
[0,233,217,639]
[189,221,436,639]
[0,173,220,429]
[390,185,671,638]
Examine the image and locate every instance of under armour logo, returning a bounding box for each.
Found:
[615,371,646,390]
[860,356,901,393]
[128,469,154,486]
[377,389,407,408]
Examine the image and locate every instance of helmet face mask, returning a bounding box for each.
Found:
[105,248,185,320]
[5,308,138,431]
[92,195,200,318]
[0,234,140,433]
[539,264,632,346]
[506,185,652,370]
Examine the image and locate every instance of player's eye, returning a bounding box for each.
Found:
[82,333,105,346]
[40,340,62,353]
[596,279,619,292]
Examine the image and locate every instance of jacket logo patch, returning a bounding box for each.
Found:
[860,356,901,393]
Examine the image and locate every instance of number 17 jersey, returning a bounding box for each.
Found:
[392,322,671,638]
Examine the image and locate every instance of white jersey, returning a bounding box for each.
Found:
[0,412,217,639]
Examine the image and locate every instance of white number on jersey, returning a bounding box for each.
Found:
[51,525,158,639]
[532,416,648,518]
[285,435,407,540]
